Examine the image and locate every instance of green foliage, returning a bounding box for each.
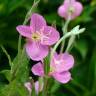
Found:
[0,80,29,96]
[0,70,11,82]
[11,48,29,83]
[0,48,29,96]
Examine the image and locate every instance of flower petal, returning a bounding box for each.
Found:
[59,53,74,71]
[16,25,32,39]
[58,5,67,18]
[25,42,49,61]
[30,13,46,32]
[41,26,60,45]
[50,53,74,73]
[52,71,71,83]
[58,0,83,20]
[64,0,76,4]
[32,62,44,76]
[72,2,83,19]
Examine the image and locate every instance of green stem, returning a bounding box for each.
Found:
[51,32,72,60]
[50,26,85,62]
[42,76,47,96]
[17,0,40,58]
[18,35,22,56]
[63,17,71,34]
[42,59,49,96]
[0,45,12,66]
[31,79,36,96]
[60,17,71,53]
[65,35,75,52]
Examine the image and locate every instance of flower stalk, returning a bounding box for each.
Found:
[51,25,85,61]
[60,16,71,53]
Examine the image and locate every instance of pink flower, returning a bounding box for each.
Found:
[24,81,43,94]
[16,13,60,61]
[32,52,74,83]
[58,0,83,20]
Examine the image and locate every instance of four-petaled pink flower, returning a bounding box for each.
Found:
[16,13,60,61]
[24,81,43,94]
[32,52,74,83]
[58,0,83,20]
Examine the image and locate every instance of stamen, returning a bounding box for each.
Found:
[32,32,41,41]
[53,56,65,65]
[69,6,75,14]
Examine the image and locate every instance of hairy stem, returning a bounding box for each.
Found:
[0,45,12,66]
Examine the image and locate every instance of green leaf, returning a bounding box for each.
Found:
[51,81,60,93]
[88,46,96,93]
[0,80,29,96]
[11,48,29,83]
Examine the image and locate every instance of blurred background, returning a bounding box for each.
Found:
[0,0,96,96]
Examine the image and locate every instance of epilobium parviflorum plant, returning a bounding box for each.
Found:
[0,0,85,96]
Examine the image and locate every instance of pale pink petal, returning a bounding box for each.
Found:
[60,53,74,71]
[30,13,46,32]
[25,42,49,61]
[52,71,71,83]
[32,62,44,76]
[58,5,68,18]
[58,0,83,20]
[41,26,60,45]
[50,53,74,73]
[64,0,76,4]
[71,2,83,19]
[58,0,74,19]
[16,25,32,39]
